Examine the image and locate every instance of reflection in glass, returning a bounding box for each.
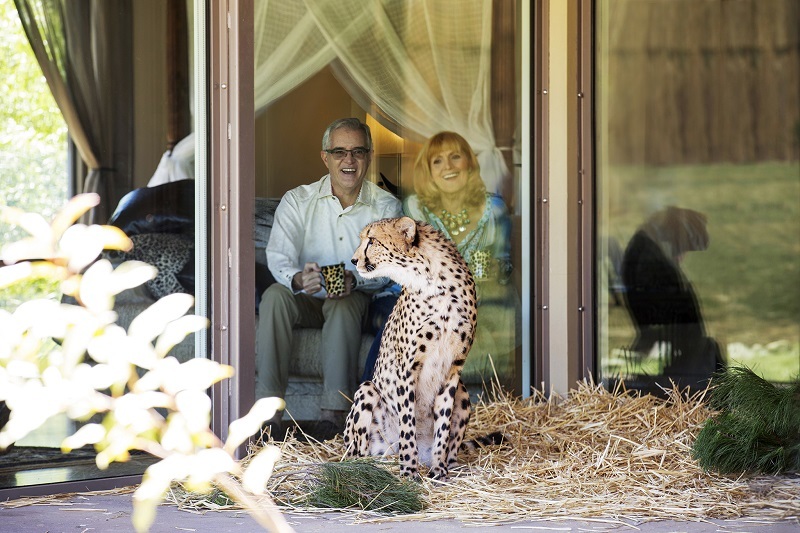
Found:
[596,0,800,390]
[401,132,520,387]
[618,206,724,391]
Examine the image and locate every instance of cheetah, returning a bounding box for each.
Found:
[345,216,502,479]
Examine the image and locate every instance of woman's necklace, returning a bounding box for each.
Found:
[440,208,470,236]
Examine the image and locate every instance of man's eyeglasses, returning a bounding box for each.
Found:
[325,147,370,160]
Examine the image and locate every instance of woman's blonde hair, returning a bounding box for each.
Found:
[412,131,487,211]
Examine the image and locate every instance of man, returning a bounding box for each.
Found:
[256,117,402,437]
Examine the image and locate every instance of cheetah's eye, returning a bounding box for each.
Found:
[367,237,389,253]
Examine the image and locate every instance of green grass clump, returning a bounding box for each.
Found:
[692,366,800,475]
[306,459,425,514]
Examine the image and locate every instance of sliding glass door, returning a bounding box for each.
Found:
[248,0,531,433]
[595,0,800,392]
[1,0,203,494]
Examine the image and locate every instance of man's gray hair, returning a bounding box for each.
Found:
[322,118,373,151]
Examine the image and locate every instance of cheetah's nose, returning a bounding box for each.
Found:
[351,258,358,266]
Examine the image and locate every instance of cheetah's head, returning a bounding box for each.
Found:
[351,216,420,285]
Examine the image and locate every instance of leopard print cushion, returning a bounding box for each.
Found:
[113,233,194,299]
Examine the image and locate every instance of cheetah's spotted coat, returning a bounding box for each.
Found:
[345,216,501,479]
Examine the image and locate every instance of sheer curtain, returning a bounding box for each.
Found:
[253,0,508,193]
[253,1,336,114]
[14,0,132,223]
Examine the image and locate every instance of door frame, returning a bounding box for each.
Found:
[208,0,255,455]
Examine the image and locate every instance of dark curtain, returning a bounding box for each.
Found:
[14,0,133,223]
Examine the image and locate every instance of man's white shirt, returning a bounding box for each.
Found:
[266,174,402,297]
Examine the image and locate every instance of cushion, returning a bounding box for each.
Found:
[254,198,280,310]
[110,233,194,299]
[254,197,279,249]
[108,181,195,236]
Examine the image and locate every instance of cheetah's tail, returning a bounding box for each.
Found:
[459,431,506,451]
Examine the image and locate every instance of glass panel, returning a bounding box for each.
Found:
[596,0,800,393]
[1,0,200,489]
[0,0,67,245]
[252,1,527,439]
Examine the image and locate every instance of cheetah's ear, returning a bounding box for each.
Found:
[396,216,418,252]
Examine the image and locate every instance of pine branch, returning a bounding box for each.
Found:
[304,459,425,514]
[693,367,800,475]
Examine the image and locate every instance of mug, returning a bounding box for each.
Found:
[320,262,346,296]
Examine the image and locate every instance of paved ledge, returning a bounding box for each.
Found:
[1,492,799,532]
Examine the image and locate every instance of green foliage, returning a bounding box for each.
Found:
[0,196,290,533]
[0,275,60,311]
[692,366,800,475]
[306,459,426,514]
[0,0,64,134]
[0,0,67,245]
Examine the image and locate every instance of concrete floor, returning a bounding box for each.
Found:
[1,492,798,533]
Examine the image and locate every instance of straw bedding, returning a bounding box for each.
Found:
[175,380,799,526]
[5,382,798,527]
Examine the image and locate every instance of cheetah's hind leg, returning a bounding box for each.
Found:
[343,381,381,458]
[446,379,472,470]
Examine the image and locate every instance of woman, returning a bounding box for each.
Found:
[403,132,512,278]
[363,132,519,387]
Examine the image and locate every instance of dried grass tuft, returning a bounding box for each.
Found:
[243,380,799,525]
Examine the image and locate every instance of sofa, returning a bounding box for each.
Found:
[106,181,375,421]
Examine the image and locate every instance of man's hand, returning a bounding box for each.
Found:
[292,262,323,294]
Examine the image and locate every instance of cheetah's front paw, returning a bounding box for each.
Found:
[427,466,448,480]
